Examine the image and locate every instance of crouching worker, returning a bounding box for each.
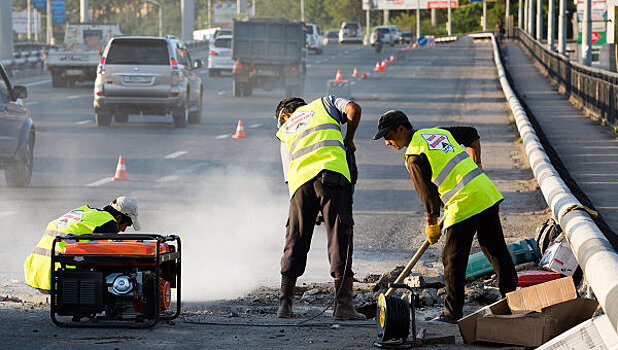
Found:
[275,95,365,320]
[24,196,141,293]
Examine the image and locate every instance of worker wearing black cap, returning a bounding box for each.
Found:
[373,110,517,324]
[274,95,365,321]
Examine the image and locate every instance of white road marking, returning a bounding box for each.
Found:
[0,211,17,220]
[25,101,39,106]
[21,79,51,87]
[157,175,180,183]
[85,177,114,187]
[248,123,262,128]
[67,95,84,100]
[76,120,92,125]
[217,91,226,95]
[216,134,230,139]
[164,151,188,159]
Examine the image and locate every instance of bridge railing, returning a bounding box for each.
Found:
[513,27,618,134]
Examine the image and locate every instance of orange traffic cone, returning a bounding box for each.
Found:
[379,61,386,71]
[361,73,367,79]
[383,59,388,66]
[334,69,343,82]
[232,120,247,139]
[390,55,395,62]
[413,43,418,49]
[374,62,380,71]
[352,67,358,77]
[112,156,129,181]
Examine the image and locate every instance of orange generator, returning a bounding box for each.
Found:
[50,234,181,328]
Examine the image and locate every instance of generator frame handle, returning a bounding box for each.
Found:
[50,233,181,328]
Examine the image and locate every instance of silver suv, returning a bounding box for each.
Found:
[94,36,204,127]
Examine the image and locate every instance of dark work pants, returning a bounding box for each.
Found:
[442,204,518,319]
[280,172,354,279]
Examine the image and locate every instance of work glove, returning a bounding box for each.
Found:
[426,223,442,245]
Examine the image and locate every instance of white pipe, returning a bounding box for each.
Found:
[483,32,618,333]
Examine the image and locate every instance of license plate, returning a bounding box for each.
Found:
[123,75,151,84]
[65,69,83,76]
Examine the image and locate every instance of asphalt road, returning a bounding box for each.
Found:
[1,38,547,349]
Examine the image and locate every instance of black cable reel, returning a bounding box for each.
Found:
[375,284,417,349]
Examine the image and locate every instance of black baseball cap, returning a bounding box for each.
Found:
[373,110,410,140]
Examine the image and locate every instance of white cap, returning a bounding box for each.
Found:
[110,196,141,231]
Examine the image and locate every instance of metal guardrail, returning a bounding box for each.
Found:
[513,27,618,133]
[480,31,618,333]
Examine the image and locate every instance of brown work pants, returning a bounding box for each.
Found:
[280,171,354,279]
[442,203,518,319]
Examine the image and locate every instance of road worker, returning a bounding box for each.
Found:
[24,196,141,292]
[373,110,517,323]
[275,95,365,320]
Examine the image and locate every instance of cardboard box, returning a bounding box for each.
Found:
[537,314,618,350]
[539,241,579,276]
[458,277,599,347]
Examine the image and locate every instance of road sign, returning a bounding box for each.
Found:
[33,0,46,9]
[52,0,65,24]
[418,35,427,46]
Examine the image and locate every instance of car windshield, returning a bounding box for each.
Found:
[106,39,169,65]
[214,38,231,48]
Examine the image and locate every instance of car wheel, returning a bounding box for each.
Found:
[173,103,188,128]
[114,113,129,123]
[95,111,112,126]
[188,92,202,124]
[5,139,33,188]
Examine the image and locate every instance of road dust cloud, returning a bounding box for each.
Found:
[148,166,290,301]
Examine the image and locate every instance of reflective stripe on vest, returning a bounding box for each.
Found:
[405,128,503,228]
[276,99,351,198]
[23,206,115,290]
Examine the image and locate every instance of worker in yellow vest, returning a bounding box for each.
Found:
[24,196,141,293]
[373,110,517,323]
[275,96,364,320]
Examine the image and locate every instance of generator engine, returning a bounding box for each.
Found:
[50,234,180,328]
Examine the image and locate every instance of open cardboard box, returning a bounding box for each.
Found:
[458,276,599,347]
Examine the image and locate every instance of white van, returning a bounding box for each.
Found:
[370,25,397,46]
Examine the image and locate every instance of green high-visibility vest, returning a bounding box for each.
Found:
[277,99,350,198]
[405,128,503,229]
[23,206,116,290]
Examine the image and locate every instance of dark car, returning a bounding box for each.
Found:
[0,64,35,187]
[400,32,415,44]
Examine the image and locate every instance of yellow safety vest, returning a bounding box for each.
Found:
[277,99,351,198]
[23,206,116,290]
[405,128,503,229]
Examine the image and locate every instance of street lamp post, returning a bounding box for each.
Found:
[146,0,163,37]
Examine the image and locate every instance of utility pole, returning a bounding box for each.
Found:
[530,0,535,38]
[524,0,529,32]
[27,0,32,40]
[182,0,195,41]
[536,0,542,42]
[301,0,305,22]
[384,9,389,25]
[416,0,421,38]
[80,0,89,23]
[366,9,370,45]
[0,0,13,62]
[519,0,523,28]
[447,1,452,35]
[482,0,487,31]
[208,0,212,27]
[46,0,53,44]
[548,0,555,50]
[505,0,510,33]
[558,0,566,54]
[431,8,436,28]
[582,0,592,65]
[34,9,39,41]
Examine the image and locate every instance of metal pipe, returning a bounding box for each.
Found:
[536,0,542,42]
[519,0,523,29]
[416,0,420,38]
[27,0,32,40]
[530,0,535,39]
[447,2,452,36]
[80,0,89,23]
[488,31,618,334]
[506,0,511,33]
[46,0,52,44]
[483,0,487,31]
[384,9,389,25]
[301,0,305,22]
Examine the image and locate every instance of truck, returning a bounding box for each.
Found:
[231,18,306,97]
[47,23,122,87]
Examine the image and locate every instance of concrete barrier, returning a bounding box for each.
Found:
[483,33,618,333]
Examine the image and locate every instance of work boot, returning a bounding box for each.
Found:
[277,275,297,318]
[334,277,366,321]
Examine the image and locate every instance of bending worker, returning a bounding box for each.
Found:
[373,110,517,323]
[24,196,141,292]
[275,95,364,320]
